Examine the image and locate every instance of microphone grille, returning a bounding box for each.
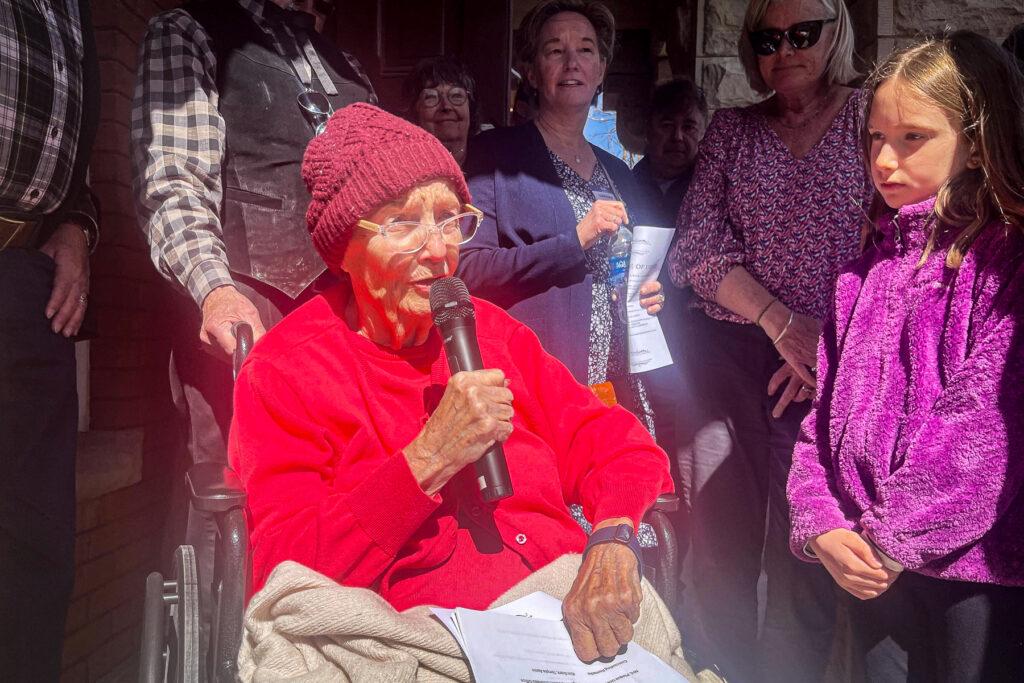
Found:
[429,276,475,324]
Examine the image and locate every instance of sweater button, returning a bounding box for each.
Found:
[515,533,527,545]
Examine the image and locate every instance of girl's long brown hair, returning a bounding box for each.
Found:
[862,31,1024,267]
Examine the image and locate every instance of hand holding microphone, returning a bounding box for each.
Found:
[404,368,514,497]
[404,277,515,500]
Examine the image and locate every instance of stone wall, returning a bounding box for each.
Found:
[695,0,1024,112]
[696,0,759,110]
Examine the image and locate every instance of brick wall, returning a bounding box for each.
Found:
[60,1,183,680]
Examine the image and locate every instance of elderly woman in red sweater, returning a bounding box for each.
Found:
[227,103,673,663]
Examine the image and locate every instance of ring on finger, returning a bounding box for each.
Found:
[78,292,88,305]
[800,385,813,394]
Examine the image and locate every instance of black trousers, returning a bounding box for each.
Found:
[0,249,78,681]
[641,289,699,595]
[848,572,1024,682]
[678,311,837,683]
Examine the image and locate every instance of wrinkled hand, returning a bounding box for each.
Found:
[576,200,628,250]
[39,222,90,336]
[767,362,813,418]
[563,521,642,662]
[638,281,664,316]
[405,369,514,496]
[810,529,899,600]
[761,304,821,386]
[200,285,266,355]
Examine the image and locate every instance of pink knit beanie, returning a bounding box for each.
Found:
[301,103,471,268]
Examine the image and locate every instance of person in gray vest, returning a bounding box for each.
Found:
[130,0,374,604]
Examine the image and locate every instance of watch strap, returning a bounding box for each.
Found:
[582,523,643,578]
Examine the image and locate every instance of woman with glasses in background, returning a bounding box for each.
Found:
[402,57,480,166]
[664,1,871,681]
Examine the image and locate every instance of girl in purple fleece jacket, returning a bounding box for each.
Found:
[787,32,1024,681]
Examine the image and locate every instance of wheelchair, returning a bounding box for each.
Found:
[139,323,681,683]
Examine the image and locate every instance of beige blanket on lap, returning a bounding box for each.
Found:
[237,554,706,682]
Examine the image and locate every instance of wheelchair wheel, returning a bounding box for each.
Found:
[169,545,201,683]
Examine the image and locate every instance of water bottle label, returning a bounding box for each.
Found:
[608,254,628,286]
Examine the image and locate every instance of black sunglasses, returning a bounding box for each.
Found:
[748,18,836,56]
[297,89,333,136]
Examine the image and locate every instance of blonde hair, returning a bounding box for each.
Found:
[863,32,1024,268]
[738,0,859,95]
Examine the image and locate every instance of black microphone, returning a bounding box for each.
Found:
[429,276,514,502]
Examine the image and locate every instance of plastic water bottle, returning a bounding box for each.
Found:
[607,225,632,323]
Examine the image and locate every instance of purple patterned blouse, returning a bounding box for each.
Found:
[668,91,874,323]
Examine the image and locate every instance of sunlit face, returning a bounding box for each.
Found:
[756,0,834,94]
[645,104,707,180]
[415,83,471,146]
[528,11,607,112]
[867,78,972,209]
[342,180,462,326]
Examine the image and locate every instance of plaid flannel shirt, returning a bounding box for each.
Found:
[0,0,84,218]
[131,0,376,306]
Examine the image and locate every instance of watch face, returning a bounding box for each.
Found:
[613,525,632,543]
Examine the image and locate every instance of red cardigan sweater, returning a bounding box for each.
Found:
[228,284,673,610]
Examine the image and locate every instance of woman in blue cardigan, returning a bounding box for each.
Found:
[458,0,672,433]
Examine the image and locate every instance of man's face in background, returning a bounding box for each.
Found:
[645,104,706,181]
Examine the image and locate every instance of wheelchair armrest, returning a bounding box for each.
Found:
[651,493,680,513]
[641,494,681,613]
[187,462,247,514]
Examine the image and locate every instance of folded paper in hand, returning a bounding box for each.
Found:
[431,592,687,682]
[625,225,675,374]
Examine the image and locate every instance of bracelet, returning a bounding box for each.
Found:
[755,297,778,326]
[772,311,794,346]
[64,213,99,254]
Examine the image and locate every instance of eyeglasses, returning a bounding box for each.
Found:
[420,87,469,109]
[356,204,483,254]
[297,89,333,136]
[748,18,836,56]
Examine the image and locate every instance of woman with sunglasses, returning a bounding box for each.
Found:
[665,1,872,681]
[403,57,480,166]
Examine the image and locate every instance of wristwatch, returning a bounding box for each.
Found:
[582,523,644,578]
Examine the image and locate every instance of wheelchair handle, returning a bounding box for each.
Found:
[232,322,254,380]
